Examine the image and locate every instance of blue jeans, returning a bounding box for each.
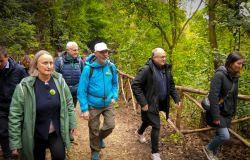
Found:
[208,128,230,155]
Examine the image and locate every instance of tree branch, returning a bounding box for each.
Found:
[153,21,171,48]
[175,0,203,45]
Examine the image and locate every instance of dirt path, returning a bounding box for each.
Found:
[68,102,250,160]
[1,101,248,160]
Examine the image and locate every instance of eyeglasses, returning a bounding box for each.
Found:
[99,50,108,54]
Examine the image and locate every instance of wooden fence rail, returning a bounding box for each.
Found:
[117,69,250,147]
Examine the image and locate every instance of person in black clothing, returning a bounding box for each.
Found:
[0,46,27,160]
[203,52,245,160]
[132,48,181,160]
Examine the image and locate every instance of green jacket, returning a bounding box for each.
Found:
[8,72,77,160]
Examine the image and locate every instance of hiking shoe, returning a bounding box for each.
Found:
[135,130,146,143]
[151,153,161,160]
[100,139,106,148]
[203,145,219,160]
[91,151,100,160]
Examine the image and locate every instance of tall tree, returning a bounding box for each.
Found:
[0,0,37,54]
[208,0,219,69]
[117,0,203,64]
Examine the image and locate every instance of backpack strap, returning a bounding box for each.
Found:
[89,67,94,79]
[89,62,113,79]
[77,56,83,72]
[59,57,64,72]
[217,82,235,104]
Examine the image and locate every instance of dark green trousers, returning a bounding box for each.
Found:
[88,106,115,152]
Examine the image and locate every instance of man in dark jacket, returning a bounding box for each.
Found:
[132,48,181,160]
[0,46,27,160]
[55,41,83,107]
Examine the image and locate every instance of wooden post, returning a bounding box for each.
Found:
[176,91,184,129]
[229,128,250,147]
[124,78,130,104]
[120,75,127,104]
[128,79,137,113]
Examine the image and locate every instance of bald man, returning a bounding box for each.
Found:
[132,48,181,160]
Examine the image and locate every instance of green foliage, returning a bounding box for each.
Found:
[168,133,183,143]
[0,0,249,140]
[0,0,249,119]
[0,0,38,54]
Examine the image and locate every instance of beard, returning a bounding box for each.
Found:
[98,58,106,66]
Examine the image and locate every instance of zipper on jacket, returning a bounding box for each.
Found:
[102,67,106,107]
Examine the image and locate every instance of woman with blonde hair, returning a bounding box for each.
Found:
[9,50,77,160]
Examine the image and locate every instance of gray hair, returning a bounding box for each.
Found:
[29,50,53,76]
[151,48,165,57]
[66,41,78,50]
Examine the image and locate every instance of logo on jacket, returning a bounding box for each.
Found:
[106,71,111,76]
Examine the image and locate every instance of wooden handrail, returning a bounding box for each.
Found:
[117,69,250,100]
[117,69,250,147]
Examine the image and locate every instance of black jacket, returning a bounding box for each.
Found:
[208,66,239,128]
[0,58,27,113]
[132,59,180,119]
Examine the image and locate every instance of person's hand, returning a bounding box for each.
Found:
[71,128,77,136]
[80,111,89,120]
[111,99,116,104]
[141,104,148,111]
[213,120,220,125]
[12,149,20,157]
[176,102,182,108]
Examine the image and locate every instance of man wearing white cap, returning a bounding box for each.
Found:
[78,42,118,160]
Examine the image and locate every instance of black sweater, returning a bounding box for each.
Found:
[34,78,60,139]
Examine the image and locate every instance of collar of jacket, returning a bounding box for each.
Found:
[216,65,240,81]
[61,51,80,63]
[146,58,172,72]
[21,72,62,86]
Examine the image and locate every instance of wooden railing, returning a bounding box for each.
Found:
[117,69,250,147]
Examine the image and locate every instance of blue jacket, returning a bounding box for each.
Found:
[54,51,83,97]
[77,54,118,112]
[0,58,27,113]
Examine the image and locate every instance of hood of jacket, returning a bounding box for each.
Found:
[85,53,110,69]
[216,65,240,80]
[145,58,171,71]
[216,66,228,75]
[20,71,62,87]
[61,51,81,64]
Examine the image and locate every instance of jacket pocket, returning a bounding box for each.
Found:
[220,98,233,117]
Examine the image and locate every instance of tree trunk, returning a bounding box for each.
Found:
[168,0,178,64]
[208,0,219,70]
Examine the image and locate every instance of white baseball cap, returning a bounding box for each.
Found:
[94,42,109,52]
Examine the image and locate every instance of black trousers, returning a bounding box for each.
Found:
[34,132,65,160]
[138,111,160,154]
[0,113,11,159]
[72,96,77,108]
